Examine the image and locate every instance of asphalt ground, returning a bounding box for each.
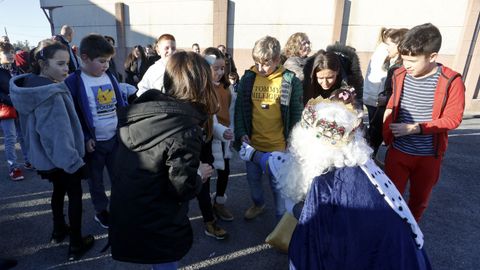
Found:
[0,114,479,270]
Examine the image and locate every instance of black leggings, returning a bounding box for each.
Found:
[197,158,230,223]
[216,159,230,197]
[196,178,214,223]
[48,169,83,241]
[368,106,387,156]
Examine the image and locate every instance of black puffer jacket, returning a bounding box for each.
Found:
[110,90,205,264]
[0,67,13,106]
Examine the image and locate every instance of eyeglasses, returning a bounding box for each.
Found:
[255,60,274,67]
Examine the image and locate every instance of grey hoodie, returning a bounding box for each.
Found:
[10,74,85,174]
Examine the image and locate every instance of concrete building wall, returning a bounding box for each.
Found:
[123,0,213,48]
[343,0,469,91]
[41,0,214,48]
[40,0,479,112]
[41,0,118,40]
[346,0,468,54]
[227,0,336,75]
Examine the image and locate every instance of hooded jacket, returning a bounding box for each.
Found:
[124,57,149,86]
[212,85,236,170]
[383,65,465,157]
[363,43,389,107]
[234,67,303,150]
[9,74,85,173]
[64,69,127,142]
[110,90,205,264]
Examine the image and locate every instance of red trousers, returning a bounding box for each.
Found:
[385,147,443,221]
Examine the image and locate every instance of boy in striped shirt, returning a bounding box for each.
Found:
[383,23,465,221]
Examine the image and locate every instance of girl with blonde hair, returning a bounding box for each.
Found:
[282,32,311,81]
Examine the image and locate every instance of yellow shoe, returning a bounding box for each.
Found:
[204,221,227,240]
[244,205,265,220]
[213,203,234,221]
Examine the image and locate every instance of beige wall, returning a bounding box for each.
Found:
[228,0,336,72]
[41,0,118,41]
[345,0,468,54]
[124,0,213,48]
[228,0,469,74]
[451,0,480,112]
[41,0,470,56]
[43,0,214,48]
[342,0,468,83]
[41,0,478,111]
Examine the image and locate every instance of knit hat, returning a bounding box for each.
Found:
[15,51,30,71]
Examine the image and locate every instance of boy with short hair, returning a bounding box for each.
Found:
[383,23,465,221]
[136,34,176,96]
[234,36,303,221]
[65,34,127,229]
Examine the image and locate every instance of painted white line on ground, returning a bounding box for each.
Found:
[0,173,247,204]
[179,243,272,270]
[189,215,203,221]
[9,216,202,257]
[46,254,112,269]
[11,234,108,257]
[0,209,52,223]
[229,172,247,178]
[0,191,111,211]
[45,242,271,269]
[0,197,52,211]
[0,190,52,201]
[448,132,480,137]
[210,172,246,180]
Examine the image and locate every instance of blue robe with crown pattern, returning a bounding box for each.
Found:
[288,166,431,270]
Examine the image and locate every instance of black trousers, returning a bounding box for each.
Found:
[196,179,214,223]
[46,168,84,243]
[216,158,230,197]
[368,105,387,156]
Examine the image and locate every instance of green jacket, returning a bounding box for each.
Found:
[234,68,304,150]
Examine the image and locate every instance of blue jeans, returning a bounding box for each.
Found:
[152,261,178,270]
[245,161,286,220]
[0,118,29,171]
[85,136,117,213]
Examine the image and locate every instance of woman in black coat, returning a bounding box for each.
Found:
[303,43,364,109]
[124,45,149,87]
[110,51,218,269]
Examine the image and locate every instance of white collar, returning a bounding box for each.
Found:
[360,159,424,249]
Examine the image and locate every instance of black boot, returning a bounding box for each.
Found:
[0,258,17,269]
[51,223,70,244]
[68,235,95,261]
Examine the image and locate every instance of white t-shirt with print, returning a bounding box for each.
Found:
[81,72,118,141]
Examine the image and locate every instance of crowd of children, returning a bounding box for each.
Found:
[0,22,466,270]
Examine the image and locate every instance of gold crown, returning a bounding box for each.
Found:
[304,86,357,112]
[301,89,360,145]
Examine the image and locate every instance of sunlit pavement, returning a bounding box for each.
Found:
[0,114,479,269]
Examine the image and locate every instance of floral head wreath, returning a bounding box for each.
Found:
[301,86,361,146]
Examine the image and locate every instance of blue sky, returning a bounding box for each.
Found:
[0,0,51,46]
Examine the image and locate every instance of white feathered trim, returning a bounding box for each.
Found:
[274,102,373,203]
